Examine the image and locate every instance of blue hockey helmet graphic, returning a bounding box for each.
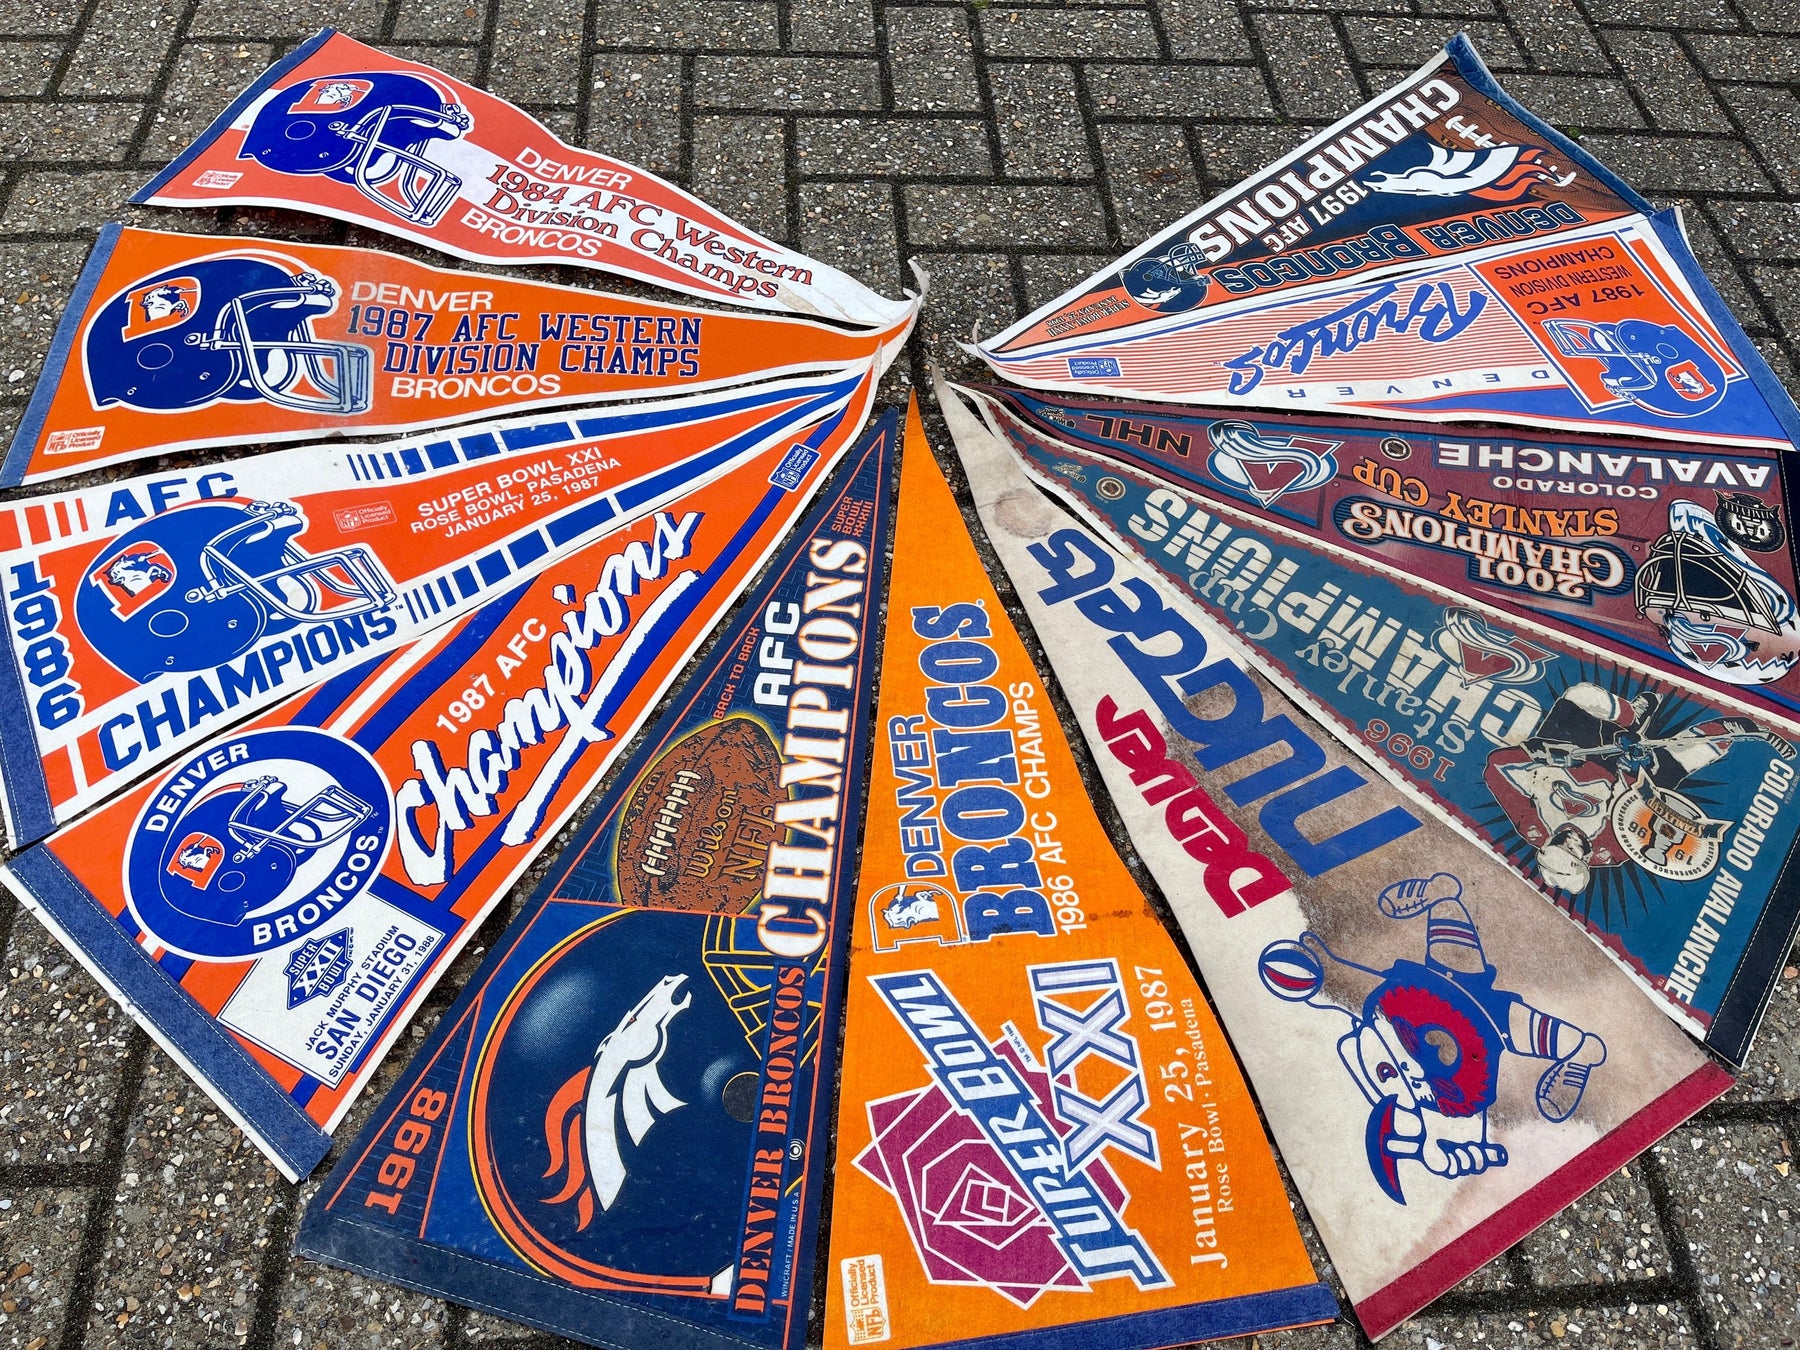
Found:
[125,727,394,960]
[84,255,371,416]
[1543,317,1728,418]
[77,499,397,681]
[1122,241,1210,313]
[239,71,472,226]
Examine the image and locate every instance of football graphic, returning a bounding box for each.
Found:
[612,716,785,912]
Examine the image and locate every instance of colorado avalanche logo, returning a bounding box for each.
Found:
[1433,608,1553,687]
[289,77,374,114]
[123,728,392,960]
[1364,143,1575,202]
[88,543,177,619]
[1205,420,1339,508]
[121,277,200,339]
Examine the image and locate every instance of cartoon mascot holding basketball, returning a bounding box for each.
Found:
[1258,873,1606,1204]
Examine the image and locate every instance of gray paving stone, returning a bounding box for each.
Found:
[1519,1162,1671,1284]
[1019,252,1110,309]
[977,7,1161,61]
[587,54,685,177]
[1507,0,1612,72]
[0,1187,86,1350]
[187,0,385,39]
[0,103,141,164]
[1253,13,1364,120]
[0,242,92,389]
[906,249,1013,377]
[1342,17,1525,71]
[1193,122,1307,195]
[799,179,900,294]
[693,55,881,111]
[84,1061,283,1348]
[1605,30,1731,133]
[0,170,154,232]
[593,0,781,51]
[1498,75,1646,131]
[1099,122,1200,245]
[1720,86,1800,197]
[1688,35,1800,84]
[690,115,788,241]
[1082,63,1274,120]
[1575,133,1772,195]
[1395,1302,1702,1347]
[1659,1121,1800,1344]
[0,916,133,1167]
[988,63,1087,180]
[1152,0,1254,60]
[0,42,61,97]
[790,0,875,52]
[905,183,1108,248]
[885,7,982,112]
[60,0,184,98]
[795,117,991,176]
[1734,0,1800,33]
[394,0,492,42]
[1662,197,1760,320]
[1586,0,1741,26]
[489,0,586,106]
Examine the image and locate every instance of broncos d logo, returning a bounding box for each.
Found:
[104,548,174,596]
[540,974,692,1229]
[175,840,221,873]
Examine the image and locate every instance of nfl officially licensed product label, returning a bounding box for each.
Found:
[4,225,916,485]
[936,374,1731,1338]
[819,400,1335,1350]
[135,31,911,328]
[0,411,892,1180]
[978,386,1800,728]
[296,411,894,1350]
[973,38,1800,450]
[0,362,888,844]
[969,387,1800,1067]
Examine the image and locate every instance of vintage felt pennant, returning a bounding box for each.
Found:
[971,38,1800,450]
[294,405,894,1348]
[818,399,1337,1350]
[4,224,916,486]
[0,409,892,1181]
[936,374,1733,1338]
[965,385,1800,1069]
[134,30,911,328]
[0,361,890,845]
[976,385,1800,732]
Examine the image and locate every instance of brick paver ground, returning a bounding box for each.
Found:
[0,1,1798,1348]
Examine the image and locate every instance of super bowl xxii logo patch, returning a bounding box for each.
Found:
[124,727,392,960]
[1205,419,1339,508]
[285,927,353,1008]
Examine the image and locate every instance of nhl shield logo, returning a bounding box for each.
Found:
[1205,419,1339,509]
[87,543,178,619]
[289,76,375,114]
[1433,607,1554,687]
[285,928,354,1008]
[121,276,201,340]
[1714,491,1784,553]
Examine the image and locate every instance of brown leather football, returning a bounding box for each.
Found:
[613,716,786,913]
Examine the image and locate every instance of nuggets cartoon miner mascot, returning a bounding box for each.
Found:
[1258,873,1607,1203]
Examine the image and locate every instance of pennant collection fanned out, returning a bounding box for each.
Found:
[4,18,1797,1346]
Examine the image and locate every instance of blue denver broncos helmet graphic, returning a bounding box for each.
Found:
[1122,241,1211,313]
[239,71,472,226]
[1543,318,1728,418]
[77,499,397,681]
[84,255,371,416]
[125,727,394,960]
[469,910,768,1295]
